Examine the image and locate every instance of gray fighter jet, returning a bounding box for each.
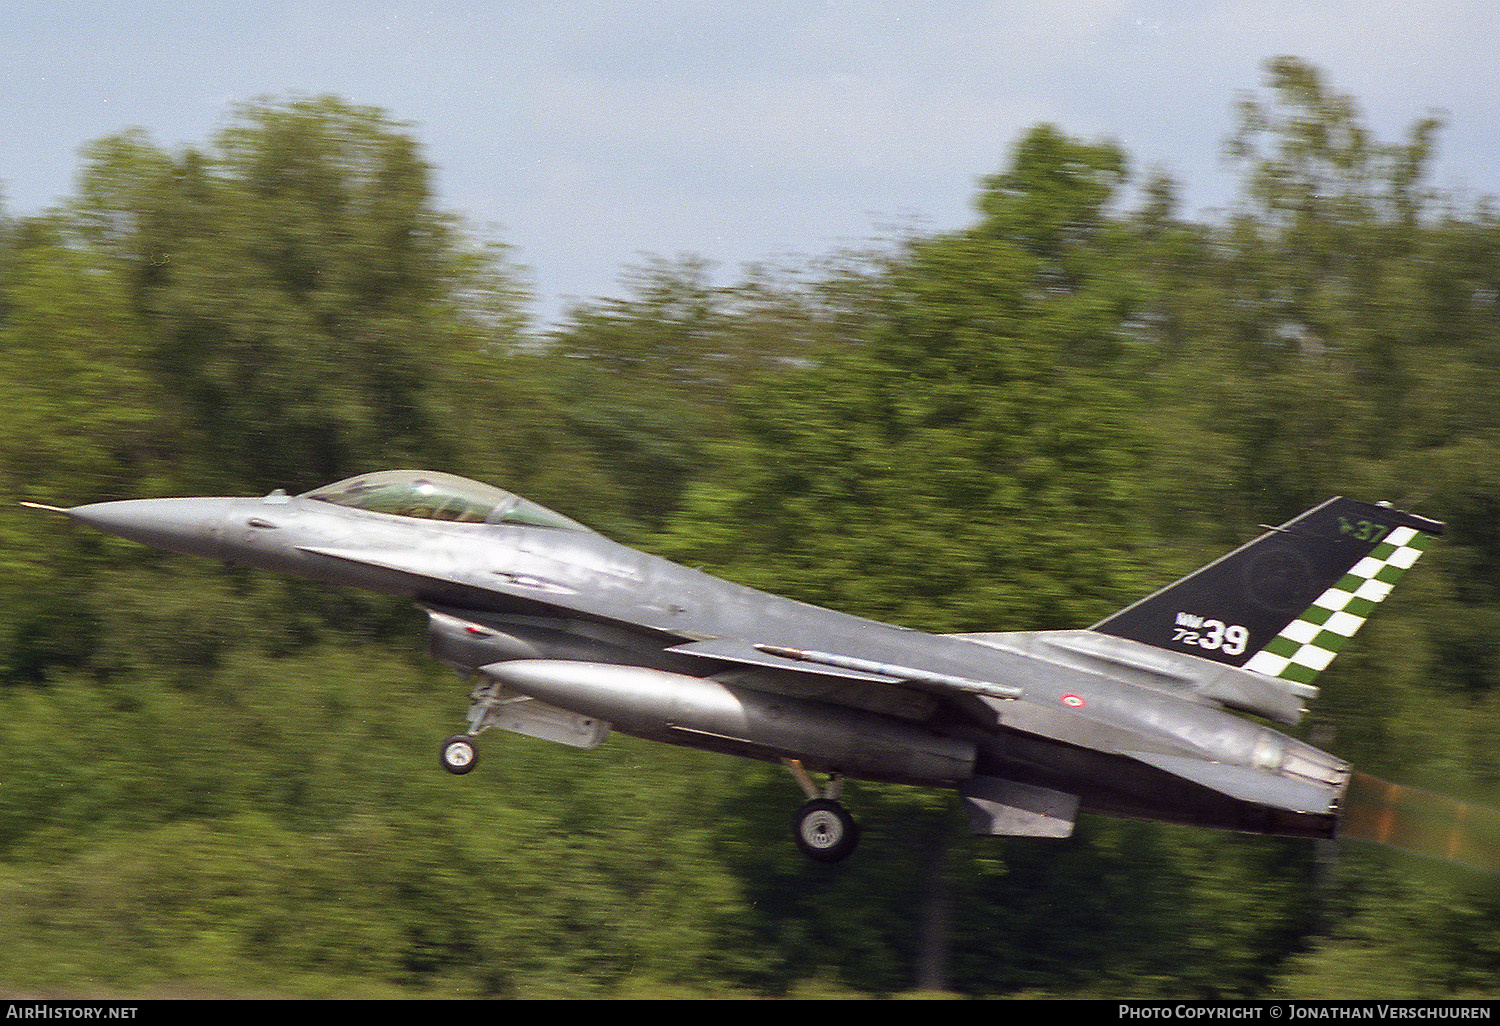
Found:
[27,471,1444,862]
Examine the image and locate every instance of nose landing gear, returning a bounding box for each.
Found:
[440,734,478,774]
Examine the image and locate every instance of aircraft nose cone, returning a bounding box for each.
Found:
[67,497,231,560]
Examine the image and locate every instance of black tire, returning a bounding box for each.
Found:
[440,734,479,775]
[793,798,859,863]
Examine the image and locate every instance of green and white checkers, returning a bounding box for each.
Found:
[1091,496,1444,681]
[1242,525,1433,685]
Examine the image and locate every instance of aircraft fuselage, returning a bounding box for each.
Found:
[65,489,1352,841]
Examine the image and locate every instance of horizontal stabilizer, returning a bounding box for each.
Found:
[1125,751,1342,817]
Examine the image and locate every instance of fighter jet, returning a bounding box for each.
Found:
[27,471,1445,862]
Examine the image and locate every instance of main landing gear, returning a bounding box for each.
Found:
[784,758,860,863]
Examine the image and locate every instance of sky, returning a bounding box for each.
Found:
[4,1,1499,325]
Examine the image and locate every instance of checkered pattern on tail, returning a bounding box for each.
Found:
[1242,527,1433,685]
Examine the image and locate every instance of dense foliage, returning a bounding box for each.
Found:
[2,64,1498,997]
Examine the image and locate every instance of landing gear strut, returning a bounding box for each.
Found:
[784,759,860,863]
[440,677,513,775]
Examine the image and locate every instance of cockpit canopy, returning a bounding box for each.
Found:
[302,470,590,531]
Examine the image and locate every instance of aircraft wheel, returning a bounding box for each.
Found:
[440,734,479,775]
[793,798,859,863]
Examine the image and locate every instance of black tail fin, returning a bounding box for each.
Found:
[1091,498,1444,686]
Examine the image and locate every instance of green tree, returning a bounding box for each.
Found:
[658,125,1152,633]
[69,98,530,493]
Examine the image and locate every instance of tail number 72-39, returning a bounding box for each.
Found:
[1173,613,1249,656]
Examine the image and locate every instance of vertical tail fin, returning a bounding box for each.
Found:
[1091,498,1444,685]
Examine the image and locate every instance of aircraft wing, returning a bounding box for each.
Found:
[665,638,905,685]
[1123,751,1343,816]
[662,637,1022,724]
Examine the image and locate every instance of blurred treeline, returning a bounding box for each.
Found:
[2,58,1499,998]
